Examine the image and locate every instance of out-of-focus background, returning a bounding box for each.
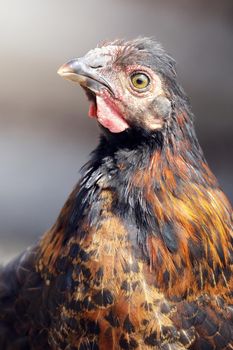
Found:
[0,0,232,263]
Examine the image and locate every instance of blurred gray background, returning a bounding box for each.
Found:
[0,0,232,262]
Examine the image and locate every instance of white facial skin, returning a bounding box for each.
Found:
[109,63,166,130]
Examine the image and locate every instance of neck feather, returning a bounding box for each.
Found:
[40,109,233,297]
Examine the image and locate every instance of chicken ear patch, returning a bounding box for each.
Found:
[95,95,129,133]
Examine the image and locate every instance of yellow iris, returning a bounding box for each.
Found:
[131,73,150,90]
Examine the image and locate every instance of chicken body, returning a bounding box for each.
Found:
[0,38,232,350]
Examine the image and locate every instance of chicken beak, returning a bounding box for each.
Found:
[57,58,113,95]
[58,59,90,84]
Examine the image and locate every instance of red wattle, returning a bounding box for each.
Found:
[96,95,129,133]
[88,101,97,118]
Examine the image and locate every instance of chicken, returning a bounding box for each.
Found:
[0,38,232,350]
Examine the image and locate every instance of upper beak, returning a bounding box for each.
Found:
[57,58,113,95]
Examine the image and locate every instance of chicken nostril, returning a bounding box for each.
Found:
[90,65,103,69]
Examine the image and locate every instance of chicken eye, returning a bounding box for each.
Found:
[130,73,150,90]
